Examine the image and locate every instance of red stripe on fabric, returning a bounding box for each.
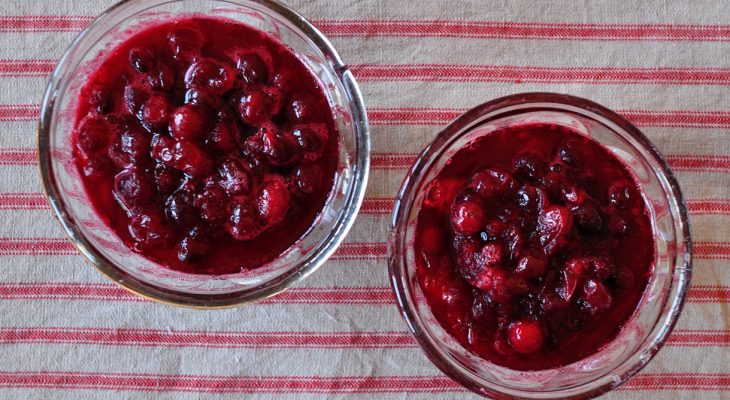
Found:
[0,104,39,121]
[368,108,730,128]
[0,148,35,165]
[0,193,48,210]
[666,330,730,346]
[352,64,730,85]
[687,200,730,215]
[0,59,54,76]
[0,327,415,348]
[0,371,463,393]
[313,20,730,42]
[0,283,394,304]
[0,239,723,259]
[688,286,730,303]
[620,374,730,391]
[0,16,93,32]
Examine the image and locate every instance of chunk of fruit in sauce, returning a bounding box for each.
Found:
[414,123,653,370]
[71,17,338,275]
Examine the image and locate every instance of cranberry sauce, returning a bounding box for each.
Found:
[414,123,654,370]
[72,17,338,274]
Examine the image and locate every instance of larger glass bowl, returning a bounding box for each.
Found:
[38,0,369,308]
[388,93,691,398]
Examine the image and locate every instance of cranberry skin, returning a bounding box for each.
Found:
[218,158,252,195]
[165,191,199,229]
[514,152,548,182]
[88,86,114,114]
[571,200,603,233]
[124,82,150,115]
[140,94,171,131]
[76,115,110,157]
[558,257,590,302]
[169,105,211,141]
[287,92,319,123]
[207,121,241,154]
[507,320,546,354]
[151,134,176,164]
[146,62,176,92]
[451,197,485,236]
[291,125,328,162]
[184,87,221,111]
[129,47,156,73]
[237,87,279,125]
[608,182,637,210]
[195,183,229,225]
[171,141,214,178]
[582,279,613,315]
[81,157,113,180]
[557,139,586,166]
[515,184,546,212]
[184,58,236,94]
[113,167,154,212]
[236,53,269,84]
[108,127,150,168]
[514,250,548,279]
[177,227,211,262]
[168,28,203,58]
[260,123,295,166]
[468,167,518,199]
[128,210,175,248]
[226,200,262,241]
[154,163,180,195]
[293,164,321,194]
[257,176,290,226]
[607,212,631,236]
[536,205,573,255]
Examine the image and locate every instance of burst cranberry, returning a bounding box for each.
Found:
[169,105,211,141]
[171,141,214,178]
[558,257,589,302]
[515,184,546,212]
[557,139,586,166]
[226,200,262,241]
[468,167,518,199]
[572,200,603,233]
[129,47,156,72]
[76,115,110,157]
[582,279,613,315]
[514,250,548,279]
[88,86,114,114]
[237,87,276,124]
[165,191,199,229]
[168,28,203,58]
[140,94,172,131]
[507,320,546,354]
[146,62,176,92]
[257,175,290,225]
[195,183,229,225]
[128,210,175,248]
[154,163,180,194]
[124,82,150,114]
[184,87,220,110]
[207,121,240,153]
[514,152,548,182]
[184,58,236,94]
[260,123,294,166]
[218,158,252,195]
[481,219,506,241]
[294,164,321,194]
[236,53,269,84]
[451,198,485,236]
[537,205,573,254]
[608,182,636,210]
[113,167,154,212]
[177,227,211,262]
[287,92,319,122]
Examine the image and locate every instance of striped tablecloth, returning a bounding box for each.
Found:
[1,0,729,399]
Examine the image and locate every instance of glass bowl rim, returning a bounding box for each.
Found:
[387,92,692,398]
[37,0,370,308]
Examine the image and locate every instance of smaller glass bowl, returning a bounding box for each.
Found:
[38,0,369,308]
[388,93,691,399]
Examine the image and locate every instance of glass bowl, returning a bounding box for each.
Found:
[388,93,691,398]
[38,0,369,308]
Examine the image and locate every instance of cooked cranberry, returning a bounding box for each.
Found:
[501,224,525,261]
[184,58,236,94]
[507,320,546,354]
[207,121,241,153]
[129,47,156,72]
[88,86,114,114]
[154,163,180,194]
[420,226,445,255]
[218,158,252,195]
[194,183,229,225]
[109,127,150,168]
[287,92,319,122]
[558,257,589,302]
[123,82,150,115]
[259,123,295,166]
[171,141,214,178]
[76,115,110,157]
[225,200,262,241]
[128,210,175,248]
[539,292,569,312]
[237,87,276,125]
[81,156,113,180]
[256,175,290,225]
[513,152,548,182]
[169,105,211,141]
[515,184,545,212]
[572,200,602,233]
[146,62,176,92]
[612,267,635,290]
[560,183,585,205]
[184,87,220,110]
[607,213,631,236]
[113,167,154,212]
[165,191,199,228]
[451,198,485,236]
[481,219,506,241]
[467,167,517,199]
[608,182,636,210]
[582,279,612,315]
[477,242,504,268]
[557,139,586,166]
[177,227,210,262]
[294,164,321,194]
[140,94,171,131]
[151,133,175,164]
[168,28,203,58]
[537,205,573,254]
[514,250,548,279]
[236,53,269,84]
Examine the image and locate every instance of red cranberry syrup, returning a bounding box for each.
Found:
[415,124,654,370]
[72,17,338,274]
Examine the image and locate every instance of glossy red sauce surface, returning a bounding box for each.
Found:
[72,17,338,274]
[414,123,654,370]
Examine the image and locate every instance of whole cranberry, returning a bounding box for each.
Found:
[165,191,199,229]
[194,183,229,225]
[260,123,295,166]
[140,94,172,131]
[207,121,241,154]
[514,250,548,279]
[218,158,252,195]
[556,139,587,166]
[184,58,236,94]
[88,86,114,114]
[450,197,485,236]
[287,92,319,123]
[124,82,150,115]
[128,210,175,248]
[184,87,220,111]
[256,175,291,226]
[467,167,518,199]
[167,28,203,58]
[226,200,262,241]
[169,105,211,141]
[293,164,322,194]
[571,199,603,233]
[171,141,214,178]
[537,205,573,255]
[507,320,546,354]
[513,152,548,182]
[146,62,176,92]
[237,87,277,125]
[76,115,110,157]
[515,184,546,213]
[129,47,156,72]
[236,53,269,84]
[607,182,637,210]
[112,167,154,212]
[108,128,150,169]
[151,134,176,164]
[177,227,211,262]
